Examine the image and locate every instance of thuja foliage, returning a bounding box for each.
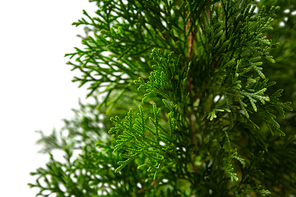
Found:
[29,0,296,196]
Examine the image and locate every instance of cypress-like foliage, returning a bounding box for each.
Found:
[29,0,296,196]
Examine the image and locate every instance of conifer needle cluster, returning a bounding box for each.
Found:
[29,0,296,196]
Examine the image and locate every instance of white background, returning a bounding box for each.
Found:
[0,1,97,196]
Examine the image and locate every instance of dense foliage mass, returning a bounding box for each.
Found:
[29,0,296,196]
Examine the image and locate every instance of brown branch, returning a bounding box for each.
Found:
[186,12,197,152]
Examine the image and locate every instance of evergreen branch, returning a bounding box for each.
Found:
[31,1,296,196]
[109,103,177,181]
